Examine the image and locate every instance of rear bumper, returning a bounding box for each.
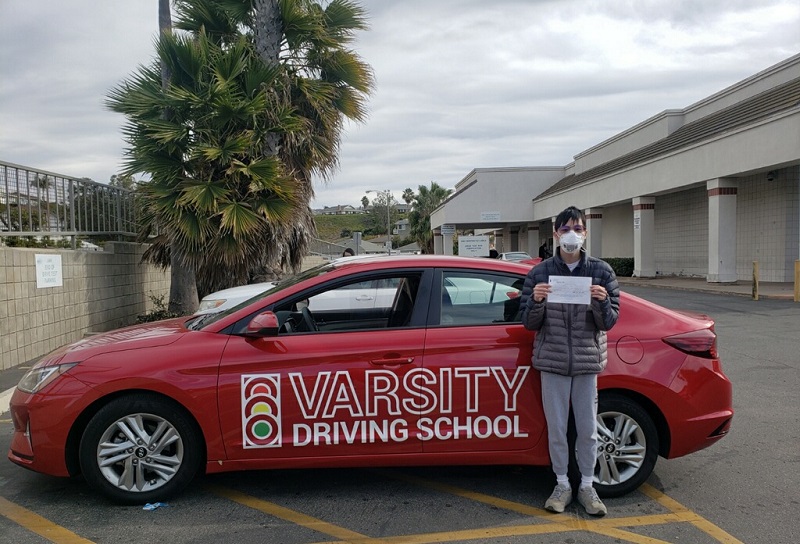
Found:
[665,355,733,458]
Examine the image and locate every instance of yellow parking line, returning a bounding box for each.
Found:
[207,473,743,544]
[640,484,745,544]
[0,496,95,544]
[376,471,674,544]
[345,522,576,543]
[205,484,389,544]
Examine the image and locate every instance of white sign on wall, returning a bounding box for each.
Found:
[458,235,490,257]
[633,216,641,230]
[480,212,501,222]
[440,224,455,236]
[35,254,63,288]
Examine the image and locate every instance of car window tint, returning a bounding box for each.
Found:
[273,274,420,333]
[441,272,524,326]
[337,277,400,291]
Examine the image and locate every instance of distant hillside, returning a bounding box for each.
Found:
[314,214,371,241]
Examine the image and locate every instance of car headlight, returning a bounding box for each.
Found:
[18,363,79,394]
[198,299,226,312]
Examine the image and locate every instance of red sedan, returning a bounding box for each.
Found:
[8,255,732,504]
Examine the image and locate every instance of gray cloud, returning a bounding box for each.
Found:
[1,0,797,209]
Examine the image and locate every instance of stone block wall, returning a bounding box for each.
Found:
[0,242,170,371]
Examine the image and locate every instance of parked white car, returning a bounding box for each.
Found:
[498,251,532,262]
[195,255,399,316]
[196,277,401,316]
[195,282,276,315]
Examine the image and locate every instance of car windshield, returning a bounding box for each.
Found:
[186,262,337,330]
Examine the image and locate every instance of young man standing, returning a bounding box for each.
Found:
[521,206,620,516]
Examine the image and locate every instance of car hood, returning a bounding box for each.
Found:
[38,318,189,365]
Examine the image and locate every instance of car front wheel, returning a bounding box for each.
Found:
[79,394,202,504]
[594,394,659,498]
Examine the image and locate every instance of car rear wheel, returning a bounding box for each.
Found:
[594,394,659,498]
[79,394,202,504]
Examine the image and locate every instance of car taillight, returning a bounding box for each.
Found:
[662,328,718,359]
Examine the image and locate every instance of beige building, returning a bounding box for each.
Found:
[431,53,800,283]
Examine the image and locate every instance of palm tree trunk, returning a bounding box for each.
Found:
[159,0,172,86]
[254,0,282,156]
[160,0,198,314]
[169,245,198,315]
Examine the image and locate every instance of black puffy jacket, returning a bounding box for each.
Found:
[520,249,620,376]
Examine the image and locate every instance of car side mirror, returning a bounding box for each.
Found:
[244,311,280,338]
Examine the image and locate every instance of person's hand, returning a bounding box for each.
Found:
[590,285,608,302]
[533,282,551,303]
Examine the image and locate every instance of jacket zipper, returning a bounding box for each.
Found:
[566,260,576,375]
[566,310,574,375]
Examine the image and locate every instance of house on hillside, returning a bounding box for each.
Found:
[315,205,361,215]
[394,218,409,236]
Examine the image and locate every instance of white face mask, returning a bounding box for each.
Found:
[558,230,584,254]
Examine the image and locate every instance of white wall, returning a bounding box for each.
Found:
[600,204,633,259]
[737,167,800,282]
[655,188,709,277]
[0,243,170,371]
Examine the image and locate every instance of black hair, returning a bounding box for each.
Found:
[554,206,585,230]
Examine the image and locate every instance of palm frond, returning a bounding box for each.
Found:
[219,200,262,235]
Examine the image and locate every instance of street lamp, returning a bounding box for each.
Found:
[367,189,392,255]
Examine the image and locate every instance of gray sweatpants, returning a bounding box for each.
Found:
[540,372,598,479]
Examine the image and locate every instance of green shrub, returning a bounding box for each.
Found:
[605,257,634,277]
[136,294,181,323]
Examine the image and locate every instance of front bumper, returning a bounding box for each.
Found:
[7,375,94,477]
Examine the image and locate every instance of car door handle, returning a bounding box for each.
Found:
[355,295,375,301]
[370,357,415,365]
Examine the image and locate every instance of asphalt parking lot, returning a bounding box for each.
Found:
[1,285,798,544]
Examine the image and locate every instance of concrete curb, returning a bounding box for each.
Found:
[616,279,796,301]
[1,387,13,416]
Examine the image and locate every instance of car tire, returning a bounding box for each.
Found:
[593,393,659,498]
[79,394,202,504]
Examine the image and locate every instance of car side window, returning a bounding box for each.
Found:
[440,272,524,326]
[273,274,420,333]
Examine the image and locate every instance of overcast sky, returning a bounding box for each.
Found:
[1,1,798,209]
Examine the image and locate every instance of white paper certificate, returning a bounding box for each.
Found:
[548,276,592,305]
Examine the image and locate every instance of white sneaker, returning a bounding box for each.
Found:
[577,485,607,516]
[544,484,572,513]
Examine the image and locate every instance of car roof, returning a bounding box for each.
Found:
[329,254,532,273]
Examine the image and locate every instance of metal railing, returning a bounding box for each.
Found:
[0,161,137,246]
[1,161,375,260]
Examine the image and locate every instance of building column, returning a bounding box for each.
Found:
[433,229,443,255]
[442,231,454,256]
[494,231,504,254]
[632,197,656,277]
[707,179,738,282]
[585,208,603,258]
[527,223,539,257]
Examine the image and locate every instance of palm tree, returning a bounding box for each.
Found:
[409,182,452,254]
[108,0,373,302]
[402,188,414,204]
